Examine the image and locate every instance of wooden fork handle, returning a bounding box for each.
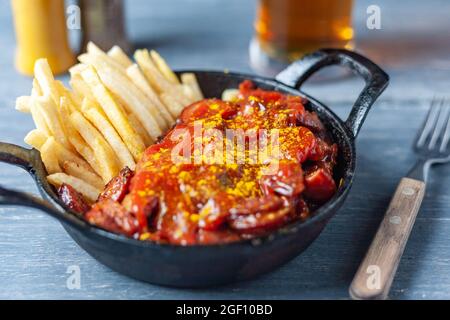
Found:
[349,177,426,300]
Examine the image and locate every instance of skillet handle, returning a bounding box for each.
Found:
[0,142,37,171]
[0,142,86,230]
[0,143,41,196]
[275,48,389,138]
[0,185,84,229]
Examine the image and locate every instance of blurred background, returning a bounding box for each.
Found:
[1,1,450,72]
[2,0,450,103]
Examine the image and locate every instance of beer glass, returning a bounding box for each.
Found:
[250,0,354,75]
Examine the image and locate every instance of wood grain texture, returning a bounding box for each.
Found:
[1,0,450,299]
[349,178,426,300]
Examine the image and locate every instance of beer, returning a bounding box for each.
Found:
[254,0,354,62]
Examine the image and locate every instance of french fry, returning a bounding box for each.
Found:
[61,94,107,177]
[80,66,145,161]
[59,96,92,161]
[79,53,167,136]
[34,95,73,151]
[126,64,174,124]
[80,52,168,129]
[150,50,179,84]
[55,80,81,111]
[32,78,43,97]
[34,59,60,106]
[56,85,77,114]
[24,129,48,150]
[128,113,153,146]
[62,160,104,190]
[60,97,77,133]
[108,45,133,69]
[68,135,101,176]
[40,137,62,174]
[69,63,87,76]
[43,136,96,177]
[47,173,101,202]
[69,64,93,101]
[69,75,95,101]
[181,84,197,103]
[94,137,120,183]
[15,96,32,113]
[70,110,120,182]
[135,49,191,106]
[29,99,51,136]
[80,96,106,117]
[86,42,127,74]
[160,92,185,117]
[181,73,204,101]
[82,100,136,170]
[134,49,167,94]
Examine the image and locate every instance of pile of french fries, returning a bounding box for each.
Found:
[16,42,203,203]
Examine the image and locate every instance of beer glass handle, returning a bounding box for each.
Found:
[275,48,389,138]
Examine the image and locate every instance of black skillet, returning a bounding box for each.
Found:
[0,49,388,287]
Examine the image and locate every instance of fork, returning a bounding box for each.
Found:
[349,98,450,300]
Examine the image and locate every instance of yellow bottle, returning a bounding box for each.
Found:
[11,0,75,76]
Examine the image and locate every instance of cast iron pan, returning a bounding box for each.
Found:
[0,49,388,287]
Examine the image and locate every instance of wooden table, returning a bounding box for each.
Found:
[1,0,450,299]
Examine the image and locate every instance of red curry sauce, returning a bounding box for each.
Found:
[59,80,338,245]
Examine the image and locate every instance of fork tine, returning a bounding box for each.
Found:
[439,102,450,152]
[428,99,448,149]
[416,97,440,148]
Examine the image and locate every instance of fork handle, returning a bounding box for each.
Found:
[349,177,426,300]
